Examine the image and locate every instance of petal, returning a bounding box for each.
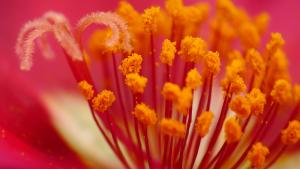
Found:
[0,69,85,168]
[41,91,122,169]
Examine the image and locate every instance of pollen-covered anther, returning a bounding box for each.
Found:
[142,6,160,32]
[224,117,242,144]
[165,0,184,20]
[270,79,292,103]
[92,90,116,113]
[125,73,148,94]
[178,36,207,63]
[266,32,285,56]
[246,48,265,75]
[195,111,214,137]
[230,95,251,118]
[161,82,181,101]
[247,142,270,169]
[246,88,266,116]
[222,75,246,94]
[293,84,300,103]
[203,51,221,75]
[185,68,202,89]
[119,53,143,76]
[221,58,246,94]
[175,87,193,116]
[239,22,261,49]
[226,59,246,79]
[160,39,176,66]
[78,80,94,100]
[281,120,300,145]
[254,12,269,35]
[160,118,186,138]
[132,103,157,126]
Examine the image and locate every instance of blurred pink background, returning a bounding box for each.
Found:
[0,0,299,87]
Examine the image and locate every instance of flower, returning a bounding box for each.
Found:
[1,0,300,169]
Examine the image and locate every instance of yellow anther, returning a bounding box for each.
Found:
[165,0,184,20]
[246,88,266,116]
[175,87,193,116]
[238,22,260,49]
[179,36,207,63]
[185,68,202,89]
[228,50,243,62]
[203,51,221,75]
[160,39,176,66]
[281,120,300,145]
[226,59,246,80]
[254,12,269,35]
[183,3,209,25]
[293,84,300,103]
[88,29,113,59]
[270,79,292,103]
[216,0,236,18]
[222,75,246,94]
[266,32,285,56]
[116,1,140,24]
[160,118,186,138]
[142,6,160,32]
[162,82,181,101]
[125,73,148,94]
[132,103,157,126]
[247,142,270,169]
[78,80,94,100]
[195,111,214,137]
[230,95,251,118]
[92,90,116,112]
[224,117,242,144]
[119,53,143,76]
[246,48,265,75]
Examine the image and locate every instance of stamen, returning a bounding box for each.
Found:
[246,48,265,75]
[92,90,116,113]
[119,53,143,76]
[185,68,202,89]
[222,75,246,94]
[195,111,214,137]
[178,36,207,63]
[270,79,292,103]
[125,73,148,94]
[247,142,270,169]
[238,22,260,49]
[161,82,181,101]
[224,116,242,144]
[246,88,266,116]
[281,120,300,145]
[132,103,157,126]
[266,32,285,56]
[78,80,94,100]
[175,87,193,116]
[142,7,160,32]
[160,39,176,66]
[165,0,184,20]
[160,118,186,138]
[230,95,251,118]
[203,51,221,76]
[293,84,300,103]
[254,12,269,36]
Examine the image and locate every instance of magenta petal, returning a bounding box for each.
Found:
[0,127,60,169]
[0,69,85,168]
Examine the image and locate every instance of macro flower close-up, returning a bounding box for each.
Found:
[1,0,300,169]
